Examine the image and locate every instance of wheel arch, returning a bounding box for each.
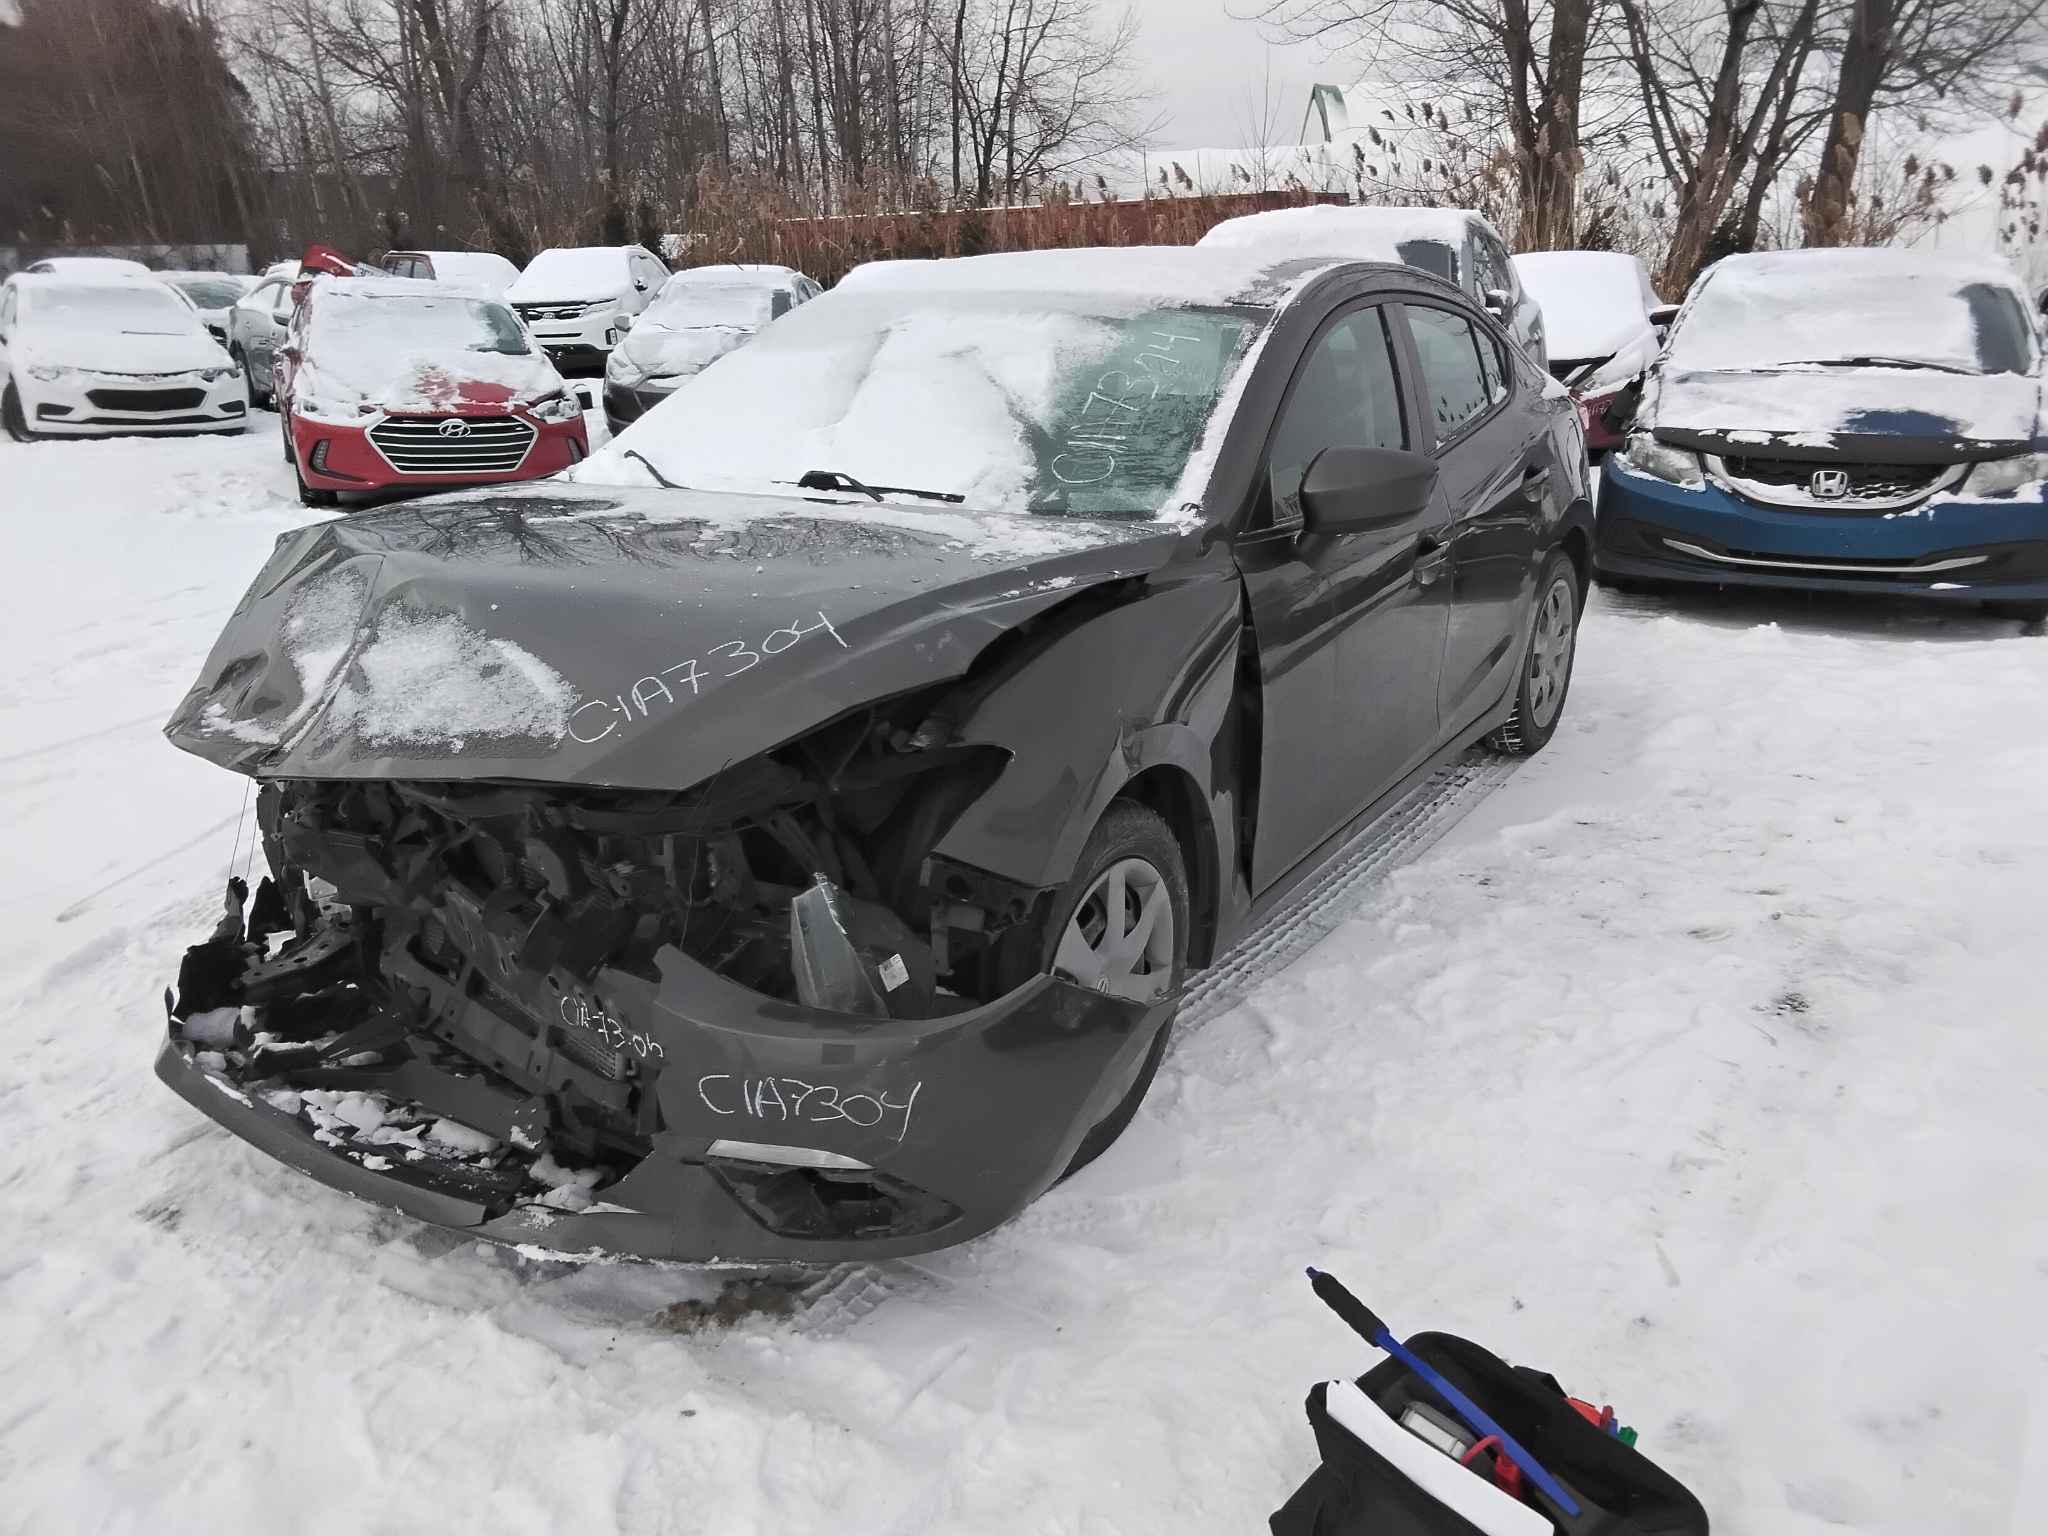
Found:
[1111,760,1222,970]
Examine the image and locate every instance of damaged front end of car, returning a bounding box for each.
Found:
[157,493,1184,1262]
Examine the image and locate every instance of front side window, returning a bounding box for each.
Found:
[1405,305,1493,439]
[1262,306,1407,527]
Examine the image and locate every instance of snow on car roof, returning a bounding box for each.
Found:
[823,245,1346,308]
[667,263,808,285]
[509,246,643,300]
[1196,204,1477,261]
[307,273,506,304]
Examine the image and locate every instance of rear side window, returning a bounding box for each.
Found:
[1262,306,1407,527]
[1405,305,1493,439]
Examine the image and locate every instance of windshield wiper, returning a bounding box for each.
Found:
[1785,355,1978,375]
[620,449,688,490]
[792,468,965,504]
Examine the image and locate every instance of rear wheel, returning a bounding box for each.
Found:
[991,801,1189,1176]
[2,380,35,443]
[1487,549,1580,757]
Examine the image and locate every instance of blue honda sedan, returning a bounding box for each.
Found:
[1597,249,2048,620]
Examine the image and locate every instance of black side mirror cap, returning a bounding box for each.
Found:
[1298,446,1440,537]
[1601,379,1645,435]
[1482,288,1511,317]
[1647,303,1680,328]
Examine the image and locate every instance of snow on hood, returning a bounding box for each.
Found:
[297,283,564,412]
[1648,368,2041,452]
[165,483,1184,789]
[611,324,749,379]
[507,247,636,303]
[1512,251,1657,363]
[19,328,226,376]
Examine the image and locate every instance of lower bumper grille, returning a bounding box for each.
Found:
[86,386,205,411]
[368,415,536,474]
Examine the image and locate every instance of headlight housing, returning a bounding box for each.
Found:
[200,363,241,382]
[25,362,71,382]
[528,391,580,422]
[1966,452,2048,497]
[1616,431,1704,489]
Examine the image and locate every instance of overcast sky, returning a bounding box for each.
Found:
[1122,0,1347,150]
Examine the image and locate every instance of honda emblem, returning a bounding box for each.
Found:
[1809,468,1849,500]
[437,418,471,438]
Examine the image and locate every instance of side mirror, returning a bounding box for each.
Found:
[633,279,648,293]
[1298,446,1440,537]
[1647,302,1680,340]
[1482,288,1511,318]
[616,312,635,332]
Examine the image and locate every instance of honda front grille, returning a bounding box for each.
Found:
[367,415,536,475]
[1706,453,1965,511]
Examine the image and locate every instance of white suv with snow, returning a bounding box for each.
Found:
[505,245,668,370]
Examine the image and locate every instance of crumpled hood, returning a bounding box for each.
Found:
[1648,366,2042,457]
[616,324,749,378]
[165,484,1183,791]
[24,328,225,376]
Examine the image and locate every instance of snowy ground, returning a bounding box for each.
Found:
[3,426,2046,1536]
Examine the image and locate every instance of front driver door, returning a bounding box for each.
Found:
[1401,303,1548,737]
[1236,302,1453,893]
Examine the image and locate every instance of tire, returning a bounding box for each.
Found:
[231,346,261,409]
[1983,599,2048,624]
[280,409,294,464]
[2,380,35,443]
[294,463,338,509]
[990,800,1190,1177]
[1487,548,1581,757]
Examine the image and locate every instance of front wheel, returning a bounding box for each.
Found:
[294,462,338,509]
[1487,549,1581,757]
[1983,599,2048,624]
[2,380,36,443]
[990,800,1189,1176]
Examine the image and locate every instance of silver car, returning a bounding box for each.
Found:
[224,274,297,408]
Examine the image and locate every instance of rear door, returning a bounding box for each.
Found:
[1399,301,1549,737]
[1236,301,1453,892]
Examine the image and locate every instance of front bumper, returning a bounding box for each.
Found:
[1596,457,2048,601]
[290,409,588,494]
[158,914,1172,1263]
[601,377,686,434]
[21,369,247,435]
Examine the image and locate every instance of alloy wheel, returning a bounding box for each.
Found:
[1527,574,1577,727]
[1053,856,1177,1003]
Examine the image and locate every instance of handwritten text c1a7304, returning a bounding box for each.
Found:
[566,610,847,746]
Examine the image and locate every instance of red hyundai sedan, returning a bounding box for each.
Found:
[277,277,588,506]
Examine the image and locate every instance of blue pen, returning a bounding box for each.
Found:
[1308,1268,1582,1521]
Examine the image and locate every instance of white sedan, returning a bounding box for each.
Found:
[0,274,249,440]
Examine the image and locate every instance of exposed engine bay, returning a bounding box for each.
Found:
[168,692,1051,1242]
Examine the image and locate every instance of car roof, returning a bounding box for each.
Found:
[1199,205,1484,260]
[821,245,1384,310]
[305,274,508,305]
[1697,245,2028,293]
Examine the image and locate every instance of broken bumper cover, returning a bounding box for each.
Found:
[157,950,1173,1263]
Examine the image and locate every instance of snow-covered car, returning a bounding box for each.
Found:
[275,276,587,506]
[506,244,669,369]
[602,263,820,433]
[224,273,298,408]
[1511,250,1675,454]
[157,246,1591,1263]
[377,249,521,296]
[0,274,247,440]
[156,270,256,345]
[24,255,153,278]
[1199,205,1547,368]
[1597,248,2048,620]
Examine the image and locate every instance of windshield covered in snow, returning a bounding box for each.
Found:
[513,247,629,298]
[164,275,250,309]
[309,291,531,356]
[1671,254,2037,376]
[581,291,1260,519]
[644,280,780,330]
[27,283,202,335]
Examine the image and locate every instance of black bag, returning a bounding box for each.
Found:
[1271,1275,1708,1536]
